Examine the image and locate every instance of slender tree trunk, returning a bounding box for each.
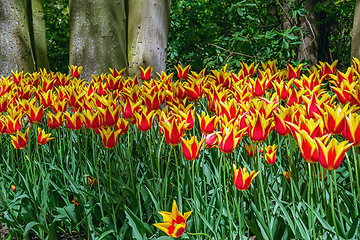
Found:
[127,0,171,78]
[298,0,318,65]
[352,0,360,61]
[0,0,35,75]
[69,0,128,81]
[31,0,50,71]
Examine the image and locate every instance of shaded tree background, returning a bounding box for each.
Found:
[40,0,358,74]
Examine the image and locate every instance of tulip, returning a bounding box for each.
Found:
[11,185,16,192]
[154,200,192,238]
[197,111,219,134]
[218,126,244,154]
[184,77,204,101]
[39,90,52,108]
[69,65,83,78]
[216,99,241,121]
[210,65,232,87]
[261,59,277,74]
[139,66,153,80]
[133,107,156,132]
[204,84,228,113]
[175,64,191,80]
[10,128,29,150]
[262,145,277,165]
[244,142,257,157]
[249,77,266,97]
[120,98,142,122]
[180,136,205,161]
[6,115,22,135]
[201,132,219,149]
[246,111,274,143]
[286,63,302,80]
[315,170,326,181]
[115,118,129,135]
[12,71,23,84]
[37,128,54,145]
[273,79,293,100]
[342,112,360,147]
[161,118,188,146]
[72,197,80,206]
[233,164,259,191]
[99,127,122,148]
[47,112,63,130]
[109,67,126,77]
[64,112,83,130]
[274,106,295,136]
[98,105,120,127]
[322,104,348,135]
[295,130,330,164]
[284,171,291,182]
[318,60,337,79]
[0,95,8,113]
[141,91,166,111]
[315,137,353,171]
[27,104,44,124]
[240,62,258,77]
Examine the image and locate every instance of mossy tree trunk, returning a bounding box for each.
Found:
[127,0,171,78]
[352,0,360,61]
[31,0,50,71]
[69,0,128,81]
[0,0,35,76]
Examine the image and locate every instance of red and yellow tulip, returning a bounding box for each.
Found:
[233,164,259,191]
[180,136,205,161]
[37,128,54,145]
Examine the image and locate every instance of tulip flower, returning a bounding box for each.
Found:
[180,136,205,161]
[6,115,22,135]
[246,111,274,143]
[315,170,326,181]
[184,77,204,101]
[315,137,352,171]
[321,104,348,135]
[10,128,29,150]
[133,107,156,132]
[64,112,83,130]
[218,126,244,154]
[201,132,219,149]
[69,65,83,78]
[284,171,291,182]
[240,62,258,77]
[295,130,330,164]
[109,67,126,77]
[286,63,302,80]
[12,71,23,84]
[161,118,188,146]
[175,64,191,80]
[37,128,54,145]
[11,185,16,192]
[262,145,277,165]
[98,105,120,127]
[0,95,8,113]
[99,127,122,148]
[244,142,257,157]
[85,175,98,188]
[261,59,277,74]
[216,99,241,121]
[27,104,44,124]
[249,77,266,97]
[115,118,129,135]
[72,197,80,206]
[287,88,306,106]
[204,84,228,113]
[154,200,192,238]
[210,65,232,87]
[273,79,293,100]
[0,117,7,134]
[318,60,337,79]
[197,111,219,134]
[141,91,166,111]
[342,112,360,147]
[233,164,259,191]
[48,112,63,130]
[274,106,295,136]
[139,66,153,80]
[39,90,52,108]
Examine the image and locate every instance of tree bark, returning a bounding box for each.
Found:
[352,0,360,61]
[0,0,35,76]
[31,0,50,71]
[127,0,171,78]
[298,0,318,65]
[69,0,128,81]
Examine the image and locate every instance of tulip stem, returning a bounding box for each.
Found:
[163,146,173,209]
[201,141,207,207]
[307,163,316,240]
[329,171,340,239]
[192,160,199,232]
[345,152,358,216]
[157,135,164,198]
[107,148,112,193]
[127,128,134,192]
[352,146,360,202]
[257,144,270,224]
[222,154,234,236]
[333,171,345,234]
[285,136,296,213]
[147,128,156,187]
[174,146,182,213]
[237,191,243,239]
[185,232,213,240]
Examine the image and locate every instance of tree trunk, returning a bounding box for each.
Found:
[69,0,128,81]
[31,0,50,71]
[127,0,171,78]
[0,0,35,76]
[352,0,360,61]
[298,0,318,66]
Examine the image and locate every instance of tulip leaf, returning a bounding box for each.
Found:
[98,230,115,240]
[347,215,360,239]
